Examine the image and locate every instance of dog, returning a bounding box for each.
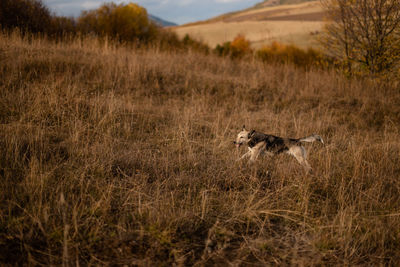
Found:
[234,125,324,170]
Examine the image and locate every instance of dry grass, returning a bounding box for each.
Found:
[1,31,400,265]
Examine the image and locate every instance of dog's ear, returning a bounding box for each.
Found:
[242,125,246,131]
[248,130,255,138]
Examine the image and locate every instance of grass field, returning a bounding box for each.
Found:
[173,1,324,49]
[1,31,400,265]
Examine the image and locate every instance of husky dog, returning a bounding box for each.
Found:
[234,125,324,170]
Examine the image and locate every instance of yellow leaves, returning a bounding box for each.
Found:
[77,2,158,43]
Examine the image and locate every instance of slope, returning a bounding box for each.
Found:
[172,0,325,49]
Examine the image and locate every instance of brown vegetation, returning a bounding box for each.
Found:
[77,3,158,43]
[0,0,76,37]
[1,31,400,265]
[0,0,208,52]
[321,0,400,75]
[215,34,252,59]
[257,41,330,69]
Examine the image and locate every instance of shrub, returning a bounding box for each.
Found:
[256,41,330,69]
[181,34,210,54]
[230,34,251,57]
[215,42,232,57]
[214,34,251,59]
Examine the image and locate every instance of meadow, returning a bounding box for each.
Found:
[1,31,400,265]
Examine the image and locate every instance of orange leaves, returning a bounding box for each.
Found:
[230,34,251,55]
[257,41,329,69]
[214,34,252,59]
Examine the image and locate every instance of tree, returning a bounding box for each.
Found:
[0,0,52,34]
[321,0,400,75]
[77,2,158,43]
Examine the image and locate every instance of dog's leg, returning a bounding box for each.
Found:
[237,148,252,161]
[249,142,266,162]
[288,146,311,172]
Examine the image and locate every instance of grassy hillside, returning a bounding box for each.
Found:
[173,1,324,49]
[1,32,400,265]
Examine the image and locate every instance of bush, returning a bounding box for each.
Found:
[181,34,210,54]
[256,41,330,69]
[230,34,251,58]
[214,34,251,59]
[215,42,232,57]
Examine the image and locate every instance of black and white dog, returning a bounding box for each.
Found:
[234,126,324,170]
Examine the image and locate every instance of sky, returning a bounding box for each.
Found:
[42,0,262,25]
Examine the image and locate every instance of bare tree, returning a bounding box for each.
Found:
[321,0,400,75]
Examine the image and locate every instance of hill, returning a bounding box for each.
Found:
[172,0,325,49]
[1,31,400,265]
[149,14,177,27]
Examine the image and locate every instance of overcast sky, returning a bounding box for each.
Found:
[42,0,262,25]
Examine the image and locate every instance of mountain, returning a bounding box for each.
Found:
[172,0,325,49]
[149,14,177,27]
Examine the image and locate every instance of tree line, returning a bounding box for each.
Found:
[0,0,209,51]
[1,0,399,76]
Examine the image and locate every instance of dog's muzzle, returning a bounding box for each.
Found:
[233,141,241,148]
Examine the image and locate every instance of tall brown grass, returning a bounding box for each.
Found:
[1,31,400,265]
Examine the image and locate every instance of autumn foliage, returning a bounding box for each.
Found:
[257,41,330,69]
[214,36,330,69]
[214,34,252,58]
[77,3,158,43]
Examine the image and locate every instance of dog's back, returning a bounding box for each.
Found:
[248,131,298,154]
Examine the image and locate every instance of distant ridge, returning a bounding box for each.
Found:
[149,14,177,27]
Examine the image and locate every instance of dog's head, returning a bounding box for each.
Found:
[234,125,255,147]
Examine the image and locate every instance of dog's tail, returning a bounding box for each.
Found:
[298,134,324,144]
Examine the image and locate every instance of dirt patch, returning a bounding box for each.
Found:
[224,8,292,22]
[262,11,326,21]
[225,10,326,22]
